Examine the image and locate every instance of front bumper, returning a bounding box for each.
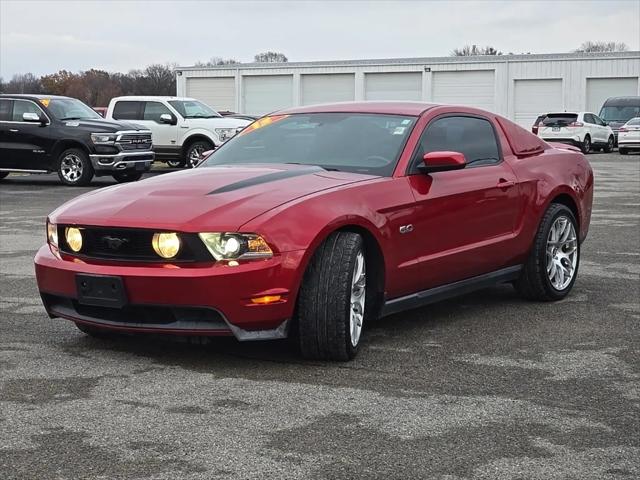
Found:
[618,141,640,150]
[34,245,305,340]
[89,151,155,174]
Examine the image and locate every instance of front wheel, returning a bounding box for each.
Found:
[516,203,580,301]
[297,232,369,361]
[603,136,614,153]
[184,140,213,168]
[580,135,591,154]
[112,171,143,183]
[57,148,94,186]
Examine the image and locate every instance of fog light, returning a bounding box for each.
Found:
[250,295,282,305]
[152,232,180,259]
[65,227,83,252]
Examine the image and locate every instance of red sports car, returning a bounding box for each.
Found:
[35,102,594,360]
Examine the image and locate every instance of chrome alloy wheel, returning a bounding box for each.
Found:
[187,145,207,168]
[350,250,366,347]
[546,216,578,291]
[60,154,83,183]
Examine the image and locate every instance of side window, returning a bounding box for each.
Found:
[583,114,595,124]
[0,99,13,121]
[593,115,605,126]
[143,101,172,123]
[12,100,43,122]
[112,101,142,120]
[412,116,501,171]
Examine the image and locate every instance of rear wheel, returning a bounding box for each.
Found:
[603,136,614,153]
[166,158,185,168]
[580,135,591,154]
[297,231,369,361]
[184,140,213,168]
[112,171,143,183]
[58,148,94,186]
[516,203,580,301]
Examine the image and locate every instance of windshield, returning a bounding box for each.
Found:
[169,100,221,119]
[599,105,640,123]
[45,98,102,121]
[200,113,417,176]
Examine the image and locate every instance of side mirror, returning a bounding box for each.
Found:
[159,113,176,125]
[420,151,466,173]
[23,112,44,123]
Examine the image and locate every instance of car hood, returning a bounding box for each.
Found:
[51,164,376,231]
[62,118,149,133]
[182,117,251,129]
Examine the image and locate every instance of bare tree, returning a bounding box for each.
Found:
[195,57,241,67]
[2,73,43,93]
[254,51,288,63]
[451,45,503,56]
[574,41,629,53]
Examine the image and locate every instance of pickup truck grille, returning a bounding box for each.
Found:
[117,132,153,151]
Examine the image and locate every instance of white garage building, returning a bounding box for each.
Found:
[176,51,640,127]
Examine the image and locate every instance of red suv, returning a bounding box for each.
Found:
[35,102,594,360]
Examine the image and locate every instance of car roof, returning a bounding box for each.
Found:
[0,94,71,100]
[602,96,640,105]
[277,101,439,116]
[109,96,198,102]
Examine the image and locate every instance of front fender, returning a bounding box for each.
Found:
[182,129,219,148]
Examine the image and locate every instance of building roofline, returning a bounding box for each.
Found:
[176,50,640,72]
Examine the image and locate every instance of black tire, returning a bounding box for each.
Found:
[0,172,9,180]
[619,148,628,155]
[603,136,614,153]
[112,171,143,183]
[297,231,372,361]
[184,140,213,168]
[57,148,94,186]
[166,158,186,168]
[516,203,580,301]
[75,322,113,338]
[580,135,591,154]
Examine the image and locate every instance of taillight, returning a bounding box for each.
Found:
[618,127,628,132]
[568,121,584,128]
[532,126,538,134]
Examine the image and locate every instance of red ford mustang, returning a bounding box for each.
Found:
[35,102,593,360]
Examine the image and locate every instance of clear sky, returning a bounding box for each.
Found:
[1,0,638,79]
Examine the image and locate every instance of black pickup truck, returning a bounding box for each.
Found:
[0,94,154,186]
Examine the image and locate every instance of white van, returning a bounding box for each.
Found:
[106,96,251,168]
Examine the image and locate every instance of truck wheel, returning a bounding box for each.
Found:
[603,136,614,153]
[0,172,9,180]
[58,148,94,186]
[297,231,369,361]
[184,140,213,168]
[112,171,143,183]
[166,158,186,168]
[580,135,591,154]
[516,203,580,301]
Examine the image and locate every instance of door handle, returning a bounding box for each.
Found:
[9,129,19,133]
[497,179,515,189]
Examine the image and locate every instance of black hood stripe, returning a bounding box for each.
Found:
[208,166,325,194]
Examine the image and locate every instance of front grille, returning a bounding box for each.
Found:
[57,225,211,262]
[117,132,152,151]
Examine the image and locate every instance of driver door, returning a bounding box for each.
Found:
[407,115,522,289]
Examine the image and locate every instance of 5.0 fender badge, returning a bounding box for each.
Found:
[399,224,414,234]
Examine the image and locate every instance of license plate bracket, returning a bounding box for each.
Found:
[552,127,560,132]
[76,274,127,308]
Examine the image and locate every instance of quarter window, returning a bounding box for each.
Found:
[12,100,43,122]
[112,101,143,120]
[0,99,12,121]
[412,115,501,171]
[143,101,173,123]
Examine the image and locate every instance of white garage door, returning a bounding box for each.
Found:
[364,72,422,101]
[432,70,495,111]
[301,74,355,106]
[186,77,236,112]
[514,79,563,128]
[586,77,639,115]
[243,75,293,115]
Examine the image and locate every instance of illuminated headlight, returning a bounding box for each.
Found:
[47,221,58,247]
[90,132,117,144]
[198,233,272,261]
[152,232,181,259]
[214,128,237,143]
[65,227,83,252]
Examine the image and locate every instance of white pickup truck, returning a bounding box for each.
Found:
[106,96,251,168]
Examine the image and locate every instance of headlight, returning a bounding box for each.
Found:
[47,221,58,247]
[90,132,117,144]
[65,227,83,252]
[198,233,272,261]
[214,128,237,143]
[152,232,181,259]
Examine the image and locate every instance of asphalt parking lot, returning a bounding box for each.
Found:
[1,153,639,479]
